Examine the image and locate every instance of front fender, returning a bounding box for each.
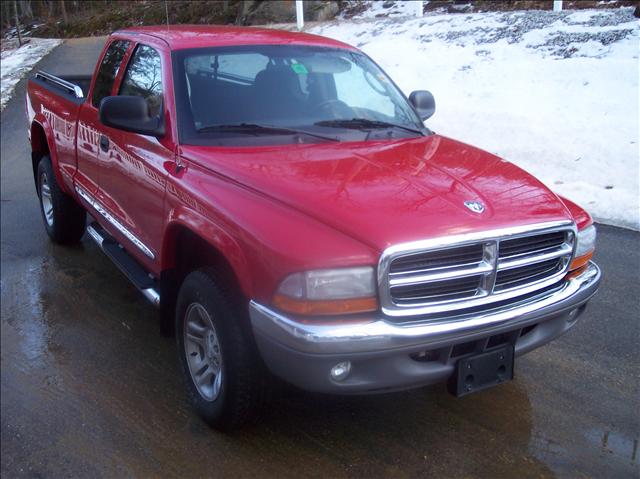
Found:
[162,206,253,297]
[557,195,593,230]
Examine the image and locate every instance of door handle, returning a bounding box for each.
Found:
[99,135,109,152]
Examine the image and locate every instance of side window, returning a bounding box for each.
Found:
[184,53,269,84]
[218,53,269,83]
[119,45,163,118]
[92,40,130,108]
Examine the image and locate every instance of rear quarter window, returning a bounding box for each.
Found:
[185,53,269,84]
[119,44,163,118]
[92,40,130,108]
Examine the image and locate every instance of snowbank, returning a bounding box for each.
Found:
[310,6,639,230]
[1,38,61,111]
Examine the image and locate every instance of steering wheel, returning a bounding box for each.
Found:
[311,99,353,118]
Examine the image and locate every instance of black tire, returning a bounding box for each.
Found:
[175,268,264,431]
[37,156,86,244]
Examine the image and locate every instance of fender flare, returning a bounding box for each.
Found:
[30,115,69,194]
[162,206,253,298]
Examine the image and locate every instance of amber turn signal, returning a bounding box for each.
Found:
[272,294,378,316]
[569,251,593,272]
[565,264,589,280]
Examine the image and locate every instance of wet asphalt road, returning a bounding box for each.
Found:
[1,37,639,478]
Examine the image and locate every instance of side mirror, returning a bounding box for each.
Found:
[99,96,165,137]
[409,90,436,121]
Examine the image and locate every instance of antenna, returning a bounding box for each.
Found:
[165,0,170,30]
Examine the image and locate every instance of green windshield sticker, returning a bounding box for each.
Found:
[291,63,308,75]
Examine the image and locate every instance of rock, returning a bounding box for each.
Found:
[448,3,474,14]
[305,1,340,22]
[238,0,339,25]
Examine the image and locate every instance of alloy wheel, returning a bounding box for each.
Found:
[183,302,223,401]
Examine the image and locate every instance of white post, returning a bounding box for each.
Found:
[415,0,423,18]
[296,0,304,30]
[553,0,563,12]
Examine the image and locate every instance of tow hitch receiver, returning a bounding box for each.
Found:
[450,345,514,397]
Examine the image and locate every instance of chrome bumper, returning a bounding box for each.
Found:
[250,262,601,355]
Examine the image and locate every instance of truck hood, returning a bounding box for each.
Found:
[181,135,572,251]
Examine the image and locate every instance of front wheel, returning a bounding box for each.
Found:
[175,268,265,431]
[37,156,86,244]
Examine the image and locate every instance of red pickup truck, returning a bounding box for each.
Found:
[26,26,601,430]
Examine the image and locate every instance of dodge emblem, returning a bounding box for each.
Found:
[464,200,485,214]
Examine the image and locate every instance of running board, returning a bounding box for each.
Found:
[87,223,160,307]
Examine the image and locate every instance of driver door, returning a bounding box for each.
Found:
[97,41,172,273]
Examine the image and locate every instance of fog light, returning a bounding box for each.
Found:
[330,361,351,381]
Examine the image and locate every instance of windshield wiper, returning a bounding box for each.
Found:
[196,123,339,142]
[315,118,425,136]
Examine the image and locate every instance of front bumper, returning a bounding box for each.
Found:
[249,262,601,394]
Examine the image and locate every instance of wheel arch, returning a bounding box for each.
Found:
[164,222,249,294]
[30,119,65,193]
[159,216,253,335]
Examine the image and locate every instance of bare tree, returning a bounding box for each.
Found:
[2,2,12,28]
[19,0,33,19]
[235,0,255,25]
[60,0,68,23]
[13,0,23,46]
[46,0,55,19]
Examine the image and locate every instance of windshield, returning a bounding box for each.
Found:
[173,45,426,146]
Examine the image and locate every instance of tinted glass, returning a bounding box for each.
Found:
[175,45,424,145]
[186,52,268,83]
[92,40,130,108]
[119,45,163,118]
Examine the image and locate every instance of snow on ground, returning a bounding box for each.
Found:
[344,0,427,19]
[1,38,61,111]
[310,5,639,230]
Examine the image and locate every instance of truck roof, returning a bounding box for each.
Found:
[116,25,357,51]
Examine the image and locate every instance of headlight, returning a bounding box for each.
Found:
[570,225,596,270]
[273,266,378,315]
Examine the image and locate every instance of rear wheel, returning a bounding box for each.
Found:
[37,156,86,244]
[175,268,264,431]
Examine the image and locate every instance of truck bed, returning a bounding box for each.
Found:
[26,71,93,196]
[30,71,92,104]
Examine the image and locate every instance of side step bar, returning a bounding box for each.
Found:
[87,223,160,307]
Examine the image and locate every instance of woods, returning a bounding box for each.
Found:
[1,1,344,39]
[2,1,637,40]
[2,1,69,26]
[1,1,286,38]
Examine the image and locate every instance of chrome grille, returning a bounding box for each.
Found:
[389,244,484,274]
[392,275,483,304]
[494,258,563,291]
[498,231,566,258]
[378,222,576,318]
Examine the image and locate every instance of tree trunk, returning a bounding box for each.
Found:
[47,0,55,19]
[14,0,23,46]
[2,2,11,28]
[235,0,253,25]
[19,0,33,19]
[60,0,68,23]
